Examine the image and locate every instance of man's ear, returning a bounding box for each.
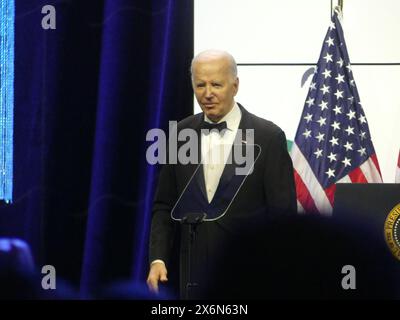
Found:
[233,77,239,96]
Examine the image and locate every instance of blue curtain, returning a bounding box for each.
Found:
[0,0,193,297]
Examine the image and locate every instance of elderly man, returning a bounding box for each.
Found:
[147,50,296,299]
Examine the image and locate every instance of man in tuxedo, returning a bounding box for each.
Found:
[147,50,296,298]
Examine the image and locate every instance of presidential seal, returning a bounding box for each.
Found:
[384,203,400,260]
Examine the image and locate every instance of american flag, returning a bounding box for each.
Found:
[291,10,382,215]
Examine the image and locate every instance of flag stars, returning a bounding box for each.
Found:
[350,79,356,87]
[323,53,333,63]
[302,129,312,139]
[320,84,330,95]
[358,147,367,157]
[314,148,323,158]
[306,97,315,107]
[337,58,344,68]
[322,68,332,79]
[359,131,367,140]
[345,125,355,136]
[329,21,336,30]
[344,141,353,151]
[329,136,339,147]
[319,100,329,111]
[327,152,337,162]
[335,73,345,84]
[334,89,344,100]
[333,105,342,115]
[310,82,317,90]
[348,96,354,104]
[359,115,367,124]
[346,63,352,73]
[331,121,341,131]
[316,116,327,127]
[347,110,356,120]
[304,113,313,123]
[325,37,334,47]
[315,132,325,142]
[342,157,352,167]
[325,168,335,178]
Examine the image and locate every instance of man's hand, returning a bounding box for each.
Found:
[147,261,168,293]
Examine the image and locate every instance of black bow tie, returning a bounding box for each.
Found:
[201,121,227,133]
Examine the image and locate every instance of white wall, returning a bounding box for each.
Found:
[194,0,400,182]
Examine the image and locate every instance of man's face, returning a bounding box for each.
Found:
[192,58,239,122]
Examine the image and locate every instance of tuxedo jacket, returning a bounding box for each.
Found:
[148,104,296,295]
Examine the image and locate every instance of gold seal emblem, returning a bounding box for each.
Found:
[384,203,400,260]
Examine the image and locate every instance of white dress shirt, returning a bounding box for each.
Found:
[202,102,242,203]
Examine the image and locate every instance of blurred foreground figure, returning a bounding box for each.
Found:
[0,238,77,299]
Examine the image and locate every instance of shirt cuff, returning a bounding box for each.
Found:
[150,259,165,266]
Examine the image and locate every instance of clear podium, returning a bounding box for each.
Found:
[171,143,261,299]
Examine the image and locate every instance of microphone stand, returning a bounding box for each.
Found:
[180,212,206,300]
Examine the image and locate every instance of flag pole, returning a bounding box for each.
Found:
[338,0,343,13]
[334,0,344,20]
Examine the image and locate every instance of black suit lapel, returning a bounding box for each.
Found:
[186,116,208,202]
[211,104,253,204]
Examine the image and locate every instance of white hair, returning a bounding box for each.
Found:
[190,49,238,80]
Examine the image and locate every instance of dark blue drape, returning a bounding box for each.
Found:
[0,0,193,297]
